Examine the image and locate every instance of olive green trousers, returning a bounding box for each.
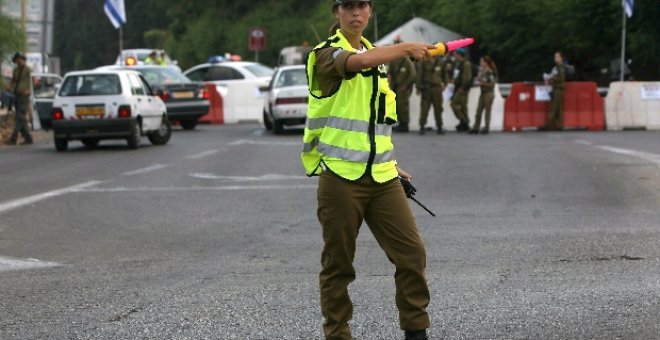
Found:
[419,86,444,129]
[317,171,430,340]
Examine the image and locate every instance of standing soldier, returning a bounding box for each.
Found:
[416,54,447,134]
[5,52,33,145]
[303,1,434,338]
[543,51,566,130]
[389,38,417,133]
[450,48,472,132]
[470,56,498,134]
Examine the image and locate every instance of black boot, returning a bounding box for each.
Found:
[419,126,425,135]
[405,329,428,340]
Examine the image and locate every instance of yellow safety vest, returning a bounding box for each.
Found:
[301,30,398,183]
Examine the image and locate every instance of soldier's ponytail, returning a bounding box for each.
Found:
[329,21,340,36]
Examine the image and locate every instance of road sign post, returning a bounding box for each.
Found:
[249,27,266,63]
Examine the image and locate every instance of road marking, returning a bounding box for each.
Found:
[78,184,317,193]
[595,145,660,166]
[186,149,219,160]
[0,180,102,215]
[122,164,172,176]
[189,173,305,181]
[573,139,593,146]
[229,139,299,146]
[0,256,62,272]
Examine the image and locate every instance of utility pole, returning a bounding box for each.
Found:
[20,0,27,51]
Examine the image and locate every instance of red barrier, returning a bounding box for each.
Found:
[504,82,604,131]
[199,83,224,124]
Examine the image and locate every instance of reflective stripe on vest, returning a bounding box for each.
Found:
[306,116,393,136]
[302,138,394,164]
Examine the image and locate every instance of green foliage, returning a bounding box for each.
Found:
[0,15,23,61]
[52,0,659,81]
[144,29,168,49]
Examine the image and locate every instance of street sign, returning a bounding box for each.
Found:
[249,27,266,52]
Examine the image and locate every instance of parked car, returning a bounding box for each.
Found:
[51,70,171,151]
[101,65,209,130]
[183,61,274,88]
[262,65,308,134]
[30,73,62,130]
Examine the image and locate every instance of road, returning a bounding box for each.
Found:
[1,125,660,340]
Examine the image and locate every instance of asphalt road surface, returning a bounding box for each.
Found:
[1,125,659,340]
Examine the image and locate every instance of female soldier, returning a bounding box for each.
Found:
[301,1,434,339]
[470,56,498,134]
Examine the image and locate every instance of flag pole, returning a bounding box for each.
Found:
[620,2,626,82]
[119,26,124,55]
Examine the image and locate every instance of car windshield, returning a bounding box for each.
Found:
[274,68,307,88]
[135,67,190,85]
[58,74,122,96]
[243,64,274,78]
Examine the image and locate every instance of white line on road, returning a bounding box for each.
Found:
[77,184,317,193]
[189,173,305,181]
[186,149,219,160]
[229,139,300,146]
[0,180,102,215]
[595,145,660,166]
[573,139,594,146]
[0,256,62,272]
[122,164,172,176]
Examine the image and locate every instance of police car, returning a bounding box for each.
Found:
[51,69,171,151]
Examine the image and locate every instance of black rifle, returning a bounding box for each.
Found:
[399,177,436,217]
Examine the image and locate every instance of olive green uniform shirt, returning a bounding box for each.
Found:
[551,64,566,90]
[388,57,416,93]
[312,47,356,97]
[417,56,447,89]
[453,60,472,92]
[11,64,32,97]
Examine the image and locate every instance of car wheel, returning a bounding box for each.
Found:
[81,138,100,149]
[54,137,68,152]
[263,111,273,131]
[127,120,141,149]
[273,119,284,134]
[180,120,198,130]
[148,118,172,145]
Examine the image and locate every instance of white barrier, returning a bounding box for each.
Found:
[408,84,505,132]
[605,82,660,130]
[219,81,265,124]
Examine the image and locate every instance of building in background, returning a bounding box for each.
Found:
[0,0,58,75]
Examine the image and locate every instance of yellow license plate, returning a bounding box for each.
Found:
[172,91,194,99]
[76,106,105,116]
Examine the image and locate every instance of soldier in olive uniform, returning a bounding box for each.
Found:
[416,55,447,135]
[450,48,471,132]
[388,40,417,133]
[543,51,566,130]
[470,56,498,134]
[5,52,33,145]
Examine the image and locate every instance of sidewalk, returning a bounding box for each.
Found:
[0,108,51,147]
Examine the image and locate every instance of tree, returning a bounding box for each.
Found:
[0,14,23,61]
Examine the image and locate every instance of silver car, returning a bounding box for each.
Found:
[262,65,308,134]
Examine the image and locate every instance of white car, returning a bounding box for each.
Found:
[183,61,274,88]
[262,65,308,134]
[51,70,171,151]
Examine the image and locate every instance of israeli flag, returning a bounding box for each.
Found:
[104,0,126,29]
[623,0,633,18]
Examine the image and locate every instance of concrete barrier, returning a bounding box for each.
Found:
[220,81,266,124]
[605,82,660,130]
[408,84,505,132]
